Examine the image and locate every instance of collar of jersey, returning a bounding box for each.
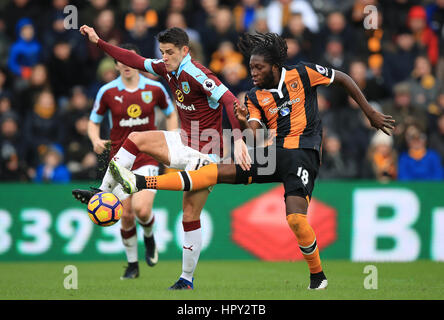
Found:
[263,67,286,98]
[116,75,146,91]
[171,53,191,78]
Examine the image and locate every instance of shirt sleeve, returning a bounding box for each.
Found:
[90,86,109,123]
[219,90,242,140]
[245,94,262,125]
[155,83,175,116]
[302,62,335,87]
[144,58,167,77]
[97,39,146,71]
[196,73,229,106]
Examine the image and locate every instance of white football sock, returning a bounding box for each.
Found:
[112,184,130,201]
[180,221,202,282]
[99,147,136,192]
[121,225,138,263]
[99,167,117,192]
[137,214,155,238]
[114,147,137,169]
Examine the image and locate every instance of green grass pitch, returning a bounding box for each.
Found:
[1,260,443,300]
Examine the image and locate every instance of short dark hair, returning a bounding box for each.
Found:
[115,43,141,63]
[156,27,189,48]
[238,32,288,69]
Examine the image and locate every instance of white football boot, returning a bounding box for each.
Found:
[109,159,138,194]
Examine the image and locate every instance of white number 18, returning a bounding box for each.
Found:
[297,167,309,185]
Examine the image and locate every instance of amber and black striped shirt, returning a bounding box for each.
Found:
[246,62,335,151]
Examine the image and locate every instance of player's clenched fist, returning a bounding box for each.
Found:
[80,25,100,44]
[234,101,248,124]
[92,138,109,155]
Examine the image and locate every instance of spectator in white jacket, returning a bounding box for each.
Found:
[266,0,319,35]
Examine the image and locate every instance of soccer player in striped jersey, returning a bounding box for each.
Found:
[108,32,395,290]
[78,43,178,279]
[74,25,250,290]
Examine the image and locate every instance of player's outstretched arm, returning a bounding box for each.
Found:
[218,92,251,170]
[79,25,99,44]
[80,24,147,71]
[333,70,395,135]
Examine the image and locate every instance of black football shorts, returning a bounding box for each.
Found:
[235,146,320,200]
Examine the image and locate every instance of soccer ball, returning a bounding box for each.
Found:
[87,192,123,226]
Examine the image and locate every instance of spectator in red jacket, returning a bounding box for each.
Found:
[407,5,439,66]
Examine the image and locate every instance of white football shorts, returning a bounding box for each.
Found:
[163,130,220,191]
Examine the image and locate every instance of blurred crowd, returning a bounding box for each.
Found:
[0,0,443,183]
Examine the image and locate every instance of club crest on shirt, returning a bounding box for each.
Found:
[181,81,190,94]
[127,104,142,118]
[289,81,298,91]
[141,91,153,104]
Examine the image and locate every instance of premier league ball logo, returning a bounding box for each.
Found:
[203,78,216,91]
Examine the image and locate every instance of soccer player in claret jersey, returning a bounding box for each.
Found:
[74,25,250,290]
[75,43,177,280]
[109,32,396,290]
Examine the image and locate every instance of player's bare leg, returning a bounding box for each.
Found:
[120,196,139,280]
[127,131,171,164]
[132,189,158,267]
[168,189,210,290]
[285,196,327,290]
[119,189,158,279]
